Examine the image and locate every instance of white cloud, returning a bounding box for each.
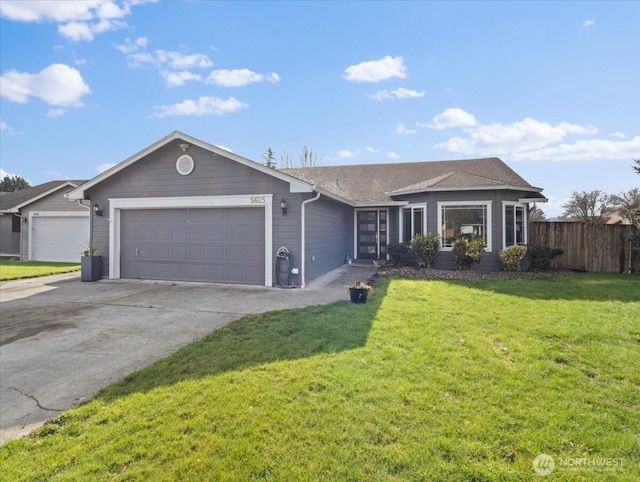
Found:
[0,1,147,42]
[160,70,203,87]
[151,96,248,118]
[0,119,19,135]
[96,162,116,173]
[207,69,280,87]
[429,109,634,162]
[0,63,91,106]
[336,150,357,159]
[75,58,87,66]
[157,51,212,69]
[393,123,416,135]
[387,151,401,159]
[59,21,94,41]
[434,116,598,155]
[47,108,66,118]
[419,107,477,130]
[582,19,595,28]
[128,49,213,69]
[344,55,407,83]
[329,146,379,161]
[117,40,279,90]
[369,87,425,100]
[512,136,640,162]
[116,36,148,54]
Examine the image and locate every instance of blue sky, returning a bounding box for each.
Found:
[1,0,638,216]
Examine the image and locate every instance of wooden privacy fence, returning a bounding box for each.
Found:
[530,222,640,273]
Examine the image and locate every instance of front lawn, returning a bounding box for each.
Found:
[1,274,638,480]
[0,260,80,281]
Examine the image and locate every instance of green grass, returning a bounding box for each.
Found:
[0,260,80,281]
[1,274,638,480]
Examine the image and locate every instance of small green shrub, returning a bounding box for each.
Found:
[387,243,411,267]
[452,235,485,270]
[526,244,564,270]
[499,245,527,271]
[411,233,441,268]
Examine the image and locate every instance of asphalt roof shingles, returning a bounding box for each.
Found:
[282,157,541,203]
[0,180,86,212]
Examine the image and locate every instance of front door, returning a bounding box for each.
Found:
[357,210,387,259]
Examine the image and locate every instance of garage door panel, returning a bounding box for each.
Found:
[31,215,89,262]
[120,207,265,285]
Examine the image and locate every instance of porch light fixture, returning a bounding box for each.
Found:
[93,203,103,217]
[280,198,288,216]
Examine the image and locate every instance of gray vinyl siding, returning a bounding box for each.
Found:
[19,186,87,259]
[304,195,353,282]
[0,214,20,255]
[391,190,530,270]
[85,140,302,281]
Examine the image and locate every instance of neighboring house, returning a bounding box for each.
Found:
[67,131,546,286]
[0,181,89,262]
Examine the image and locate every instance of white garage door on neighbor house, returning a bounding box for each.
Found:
[29,212,90,263]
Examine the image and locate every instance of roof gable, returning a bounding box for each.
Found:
[67,131,313,200]
[0,181,82,212]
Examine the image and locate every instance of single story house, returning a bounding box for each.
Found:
[66,131,546,286]
[0,181,89,262]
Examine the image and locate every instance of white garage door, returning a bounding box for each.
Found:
[31,213,90,262]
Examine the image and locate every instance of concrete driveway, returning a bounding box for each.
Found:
[0,265,376,444]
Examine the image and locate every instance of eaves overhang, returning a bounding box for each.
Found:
[387,184,544,196]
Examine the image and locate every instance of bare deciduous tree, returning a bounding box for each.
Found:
[279,145,322,169]
[529,204,546,221]
[561,190,616,224]
[612,188,640,226]
[633,159,640,175]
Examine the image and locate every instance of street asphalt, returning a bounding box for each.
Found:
[0,264,377,444]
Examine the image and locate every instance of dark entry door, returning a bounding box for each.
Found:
[357,210,387,259]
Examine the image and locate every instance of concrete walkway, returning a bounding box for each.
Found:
[0,265,376,444]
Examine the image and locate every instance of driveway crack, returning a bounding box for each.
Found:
[10,387,64,412]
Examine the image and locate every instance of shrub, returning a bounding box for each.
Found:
[499,245,527,271]
[526,244,564,270]
[452,235,485,270]
[411,233,441,268]
[387,243,411,267]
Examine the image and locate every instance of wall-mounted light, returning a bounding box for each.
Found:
[179,143,190,152]
[280,198,288,216]
[93,203,103,217]
[22,216,27,224]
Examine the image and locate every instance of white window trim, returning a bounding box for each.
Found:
[108,195,273,286]
[437,201,493,252]
[502,201,528,249]
[353,208,389,260]
[28,211,89,261]
[399,203,427,243]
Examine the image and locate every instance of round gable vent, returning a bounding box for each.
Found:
[176,155,194,176]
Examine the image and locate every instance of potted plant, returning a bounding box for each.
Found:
[346,281,373,304]
[80,240,102,282]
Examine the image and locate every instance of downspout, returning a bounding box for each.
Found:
[301,191,321,288]
[77,199,91,249]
